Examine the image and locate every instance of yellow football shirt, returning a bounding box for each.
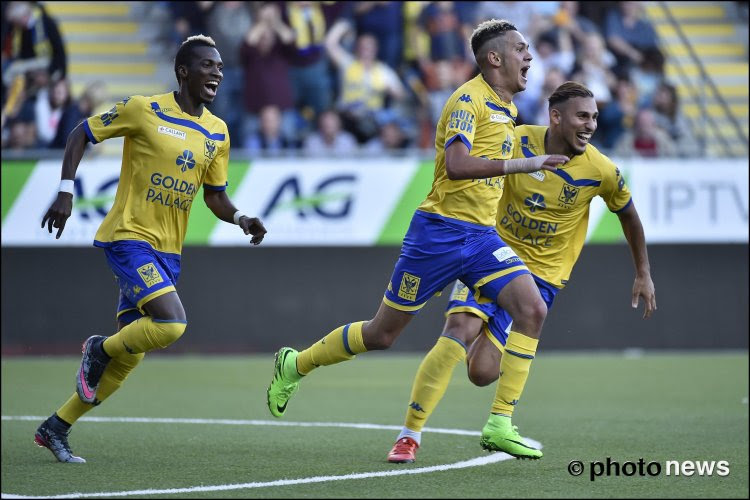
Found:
[497,125,632,287]
[417,74,517,227]
[84,92,229,255]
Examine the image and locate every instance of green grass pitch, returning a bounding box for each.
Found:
[2,352,748,498]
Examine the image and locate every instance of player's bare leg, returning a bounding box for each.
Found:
[268,302,413,418]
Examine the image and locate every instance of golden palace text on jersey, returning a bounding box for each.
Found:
[498,125,632,288]
[417,74,518,227]
[83,92,229,255]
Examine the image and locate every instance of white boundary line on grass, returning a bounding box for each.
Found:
[1,415,542,499]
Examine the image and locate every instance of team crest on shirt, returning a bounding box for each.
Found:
[450,281,470,302]
[398,272,421,302]
[205,139,217,161]
[137,263,164,287]
[501,134,513,155]
[558,183,580,206]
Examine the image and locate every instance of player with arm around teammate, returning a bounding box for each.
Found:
[266,19,569,460]
[34,35,267,463]
[387,81,656,463]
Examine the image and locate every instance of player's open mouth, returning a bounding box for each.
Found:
[520,66,530,81]
[576,132,592,143]
[204,81,219,97]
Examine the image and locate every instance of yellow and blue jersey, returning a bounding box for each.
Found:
[498,125,632,288]
[417,74,518,227]
[83,92,229,255]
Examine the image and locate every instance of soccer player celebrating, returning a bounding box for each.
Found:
[386,81,657,463]
[267,19,568,459]
[35,35,267,463]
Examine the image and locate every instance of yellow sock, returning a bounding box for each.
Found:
[296,321,367,376]
[103,317,186,357]
[404,336,466,432]
[56,352,145,424]
[491,331,538,416]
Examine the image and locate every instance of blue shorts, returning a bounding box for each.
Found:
[383,210,530,314]
[445,274,559,350]
[98,240,181,324]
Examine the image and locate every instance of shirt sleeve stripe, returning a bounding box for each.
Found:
[203,183,227,191]
[613,197,633,213]
[444,133,472,152]
[82,120,98,144]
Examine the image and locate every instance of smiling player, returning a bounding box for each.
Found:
[34,35,267,463]
[267,19,569,460]
[387,81,656,463]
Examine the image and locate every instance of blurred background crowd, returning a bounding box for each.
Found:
[2,1,748,158]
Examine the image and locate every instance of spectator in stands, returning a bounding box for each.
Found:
[3,1,67,98]
[239,2,298,146]
[552,1,601,49]
[605,1,662,78]
[245,104,298,155]
[570,32,617,107]
[363,119,411,153]
[532,67,566,126]
[613,107,677,158]
[50,81,108,149]
[420,59,473,146]
[2,98,37,150]
[419,2,471,63]
[325,20,407,143]
[166,1,215,48]
[651,82,699,157]
[473,1,557,45]
[303,109,357,155]
[353,2,404,71]
[205,1,253,142]
[278,1,348,120]
[514,31,574,124]
[596,77,638,150]
[34,77,70,147]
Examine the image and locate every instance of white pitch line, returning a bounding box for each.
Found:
[1,415,542,499]
[0,415,481,436]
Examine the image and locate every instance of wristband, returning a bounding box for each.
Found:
[233,210,246,225]
[59,179,75,194]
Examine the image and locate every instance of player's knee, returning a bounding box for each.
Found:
[366,330,398,350]
[152,320,187,348]
[516,299,547,332]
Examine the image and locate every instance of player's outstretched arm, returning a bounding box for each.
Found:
[617,202,656,319]
[203,189,267,245]
[444,141,567,180]
[41,122,89,239]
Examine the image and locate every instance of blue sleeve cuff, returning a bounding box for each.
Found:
[444,133,472,152]
[613,198,633,213]
[82,120,98,144]
[203,183,228,191]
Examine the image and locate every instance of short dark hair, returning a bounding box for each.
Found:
[548,81,594,109]
[174,35,217,83]
[469,19,518,58]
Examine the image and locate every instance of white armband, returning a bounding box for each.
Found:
[233,210,246,225]
[59,179,75,194]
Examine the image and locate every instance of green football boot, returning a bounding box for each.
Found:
[266,347,300,418]
[480,414,543,459]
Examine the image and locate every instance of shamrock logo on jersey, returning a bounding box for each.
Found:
[524,193,546,213]
[176,150,195,172]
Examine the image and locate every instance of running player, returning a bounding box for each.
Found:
[34,35,267,463]
[386,81,656,463]
[266,19,569,460]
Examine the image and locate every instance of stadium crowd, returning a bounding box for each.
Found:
[2,1,701,157]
